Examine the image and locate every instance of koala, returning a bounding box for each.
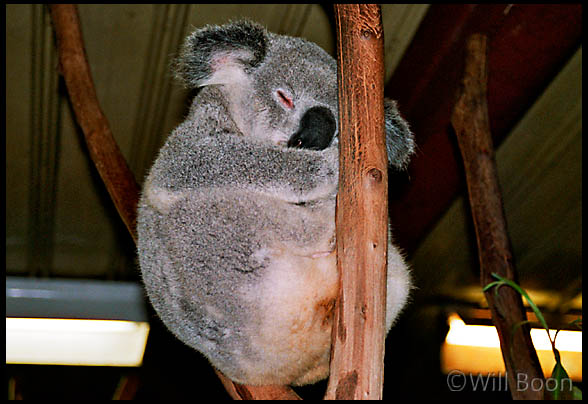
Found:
[137,20,414,386]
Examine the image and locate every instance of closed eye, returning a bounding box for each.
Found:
[277,90,294,109]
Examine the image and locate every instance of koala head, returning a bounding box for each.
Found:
[173,20,414,169]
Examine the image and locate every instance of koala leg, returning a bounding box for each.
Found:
[385,237,412,331]
[243,244,338,386]
[244,230,411,386]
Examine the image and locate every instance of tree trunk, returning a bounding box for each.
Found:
[325,4,388,400]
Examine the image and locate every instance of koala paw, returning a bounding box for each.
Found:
[313,147,339,195]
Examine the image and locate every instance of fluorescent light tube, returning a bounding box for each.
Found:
[6,318,149,366]
[6,277,150,367]
[441,313,582,380]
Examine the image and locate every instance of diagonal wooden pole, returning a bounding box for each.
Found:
[451,33,545,400]
[48,4,300,400]
[325,4,388,400]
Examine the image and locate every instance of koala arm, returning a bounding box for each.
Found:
[147,130,338,206]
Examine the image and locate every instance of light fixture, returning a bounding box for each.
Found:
[6,277,150,367]
[441,313,582,380]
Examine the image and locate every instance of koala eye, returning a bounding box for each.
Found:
[276,90,294,110]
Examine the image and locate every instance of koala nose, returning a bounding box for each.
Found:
[287,106,336,151]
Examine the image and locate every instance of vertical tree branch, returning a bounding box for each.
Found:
[49,4,299,400]
[451,33,545,400]
[325,4,388,400]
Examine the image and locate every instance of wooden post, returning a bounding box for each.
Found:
[48,4,299,400]
[451,33,545,400]
[325,4,388,400]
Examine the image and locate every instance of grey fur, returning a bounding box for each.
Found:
[137,20,414,386]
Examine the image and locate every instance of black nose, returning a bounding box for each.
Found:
[287,106,336,151]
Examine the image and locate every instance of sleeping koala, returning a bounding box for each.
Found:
[137,20,414,386]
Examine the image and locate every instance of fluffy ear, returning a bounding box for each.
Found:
[172,20,268,88]
[384,99,415,169]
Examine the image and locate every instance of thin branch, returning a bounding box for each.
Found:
[451,33,545,400]
[325,4,388,400]
[215,370,302,400]
[48,4,139,242]
[48,4,299,400]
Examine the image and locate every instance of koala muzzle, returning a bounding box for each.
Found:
[287,106,336,151]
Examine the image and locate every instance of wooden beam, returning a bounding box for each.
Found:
[386,4,582,255]
[325,4,388,400]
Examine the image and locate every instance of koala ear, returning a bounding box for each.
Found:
[384,99,415,169]
[172,20,268,88]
